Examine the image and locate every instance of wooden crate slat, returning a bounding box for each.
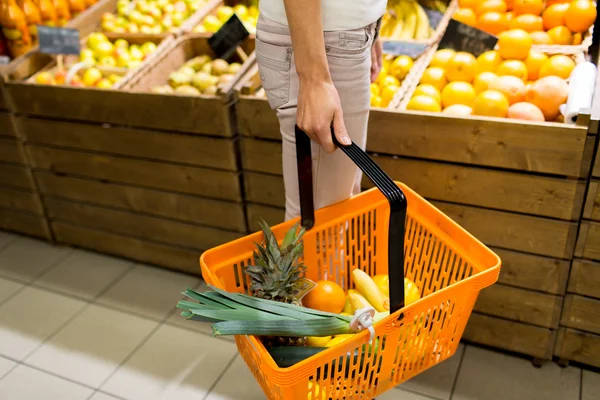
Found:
[18,117,238,171]
[240,138,282,175]
[0,186,43,215]
[560,295,600,335]
[464,313,555,359]
[246,204,285,232]
[575,221,600,261]
[244,172,285,208]
[583,180,600,221]
[474,284,562,328]
[27,146,242,201]
[0,137,25,165]
[0,207,50,239]
[0,164,35,190]
[45,198,242,251]
[0,111,15,138]
[555,328,600,368]
[35,172,246,232]
[52,221,200,275]
[236,97,280,140]
[568,259,600,298]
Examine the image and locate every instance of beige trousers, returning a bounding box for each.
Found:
[255,15,376,221]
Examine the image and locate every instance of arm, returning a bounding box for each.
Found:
[283,0,351,153]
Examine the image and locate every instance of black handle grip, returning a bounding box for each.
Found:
[294,125,408,316]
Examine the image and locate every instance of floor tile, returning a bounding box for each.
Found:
[26,304,159,388]
[0,277,23,304]
[97,264,200,321]
[89,392,123,400]
[0,364,93,399]
[0,286,86,360]
[0,237,70,282]
[0,356,16,378]
[206,356,266,400]
[453,346,581,400]
[0,231,17,249]
[35,249,133,300]
[583,370,600,400]
[399,343,464,400]
[102,324,237,400]
[378,387,437,400]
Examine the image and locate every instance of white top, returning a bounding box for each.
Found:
[259,0,387,31]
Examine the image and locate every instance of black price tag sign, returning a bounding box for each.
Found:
[383,41,428,58]
[424,8,444,30]
[208,14,249,60]
[438,19,498,57]
[37,26,80,55]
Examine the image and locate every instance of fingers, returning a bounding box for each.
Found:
[332,110,351,149]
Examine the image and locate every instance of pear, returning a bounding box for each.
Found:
[218,74,235,86]
[201,62,212,74]
[211,59,230,76]
[98,56,117,67]
[86,33,108,50]
[184,55,212,71]
[140,42,157,56]
[228,62,242,74]
[96,78,113,89]
[216,6,234,22]
[204,85,218,95]
[191,72,213,92]
[114,39,129,50]
[93,41,114,59]
[168,71,192,88]
[175,85,201,96]
[151,85,174,94]
[178,66,196,78]
[129,45,144,61]
[108,74,123,84]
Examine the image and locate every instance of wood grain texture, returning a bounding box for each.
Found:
[236,96,280,140]
[474,284,562,328]
[0,186,43,214]
[0,163,35,190]
[244,172,285,208]
[240,138,282,175]
[560,295,600,335]
[246,203,285,232]
[44,198,242,251]
[574,221,600,261]
[0,112,15,138]
[367,109,590,177]
[35,173,246,232]
[555,328,600,368]
[464,313,556,359]
[583,180,600,221]
[0,137,26,165]
[493,248,570,295]
[17,117,238,171]
[568,259,600,299]
[0,208,50,239]
[27,146,242,201]
[51,221,201,275]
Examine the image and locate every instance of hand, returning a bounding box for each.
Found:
[297,78,351,154]
[370,38,383,83]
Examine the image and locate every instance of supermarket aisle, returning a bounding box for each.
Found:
[0,231,597,400]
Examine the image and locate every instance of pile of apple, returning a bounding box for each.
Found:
[80,33,158,69]
[101,0,208,34]
[193,3,258,34]
[34,67,123,89]
[151,55,242,96]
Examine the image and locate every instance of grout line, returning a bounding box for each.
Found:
[202,353,239,400]
[448,344,467,400]
[396,386,444,400]
[0,233,19,252]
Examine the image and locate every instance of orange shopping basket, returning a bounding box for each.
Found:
[200,126,501,400]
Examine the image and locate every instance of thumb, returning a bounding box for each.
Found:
[333,110,351,147]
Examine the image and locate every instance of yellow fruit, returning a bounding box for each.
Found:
[381,75,401,88]
[371,94,382,107]
[375,66,388,85]
[303,280,346,313]
[413,84,442,105]
[442,104,474,116]
[405,278,421,306]
[407,95,443,112]
[473,90,510,117]
[370,83,381,96]
[420,67,448,91]
[441,81,476,108]
[306,336,333,347]
[347,289,373,312]
[475,50,502,74]
[381,85,399,107]
[390,55,413,80]
[430,49,456,69]
[538,54,576,80]
[496,60,528,81]
[326,335,353,347]
[372,274,389,296]
[352,269,388,312]
[497,29,533,60]
[473,72,498,93]
[445,51,477,82]
[308,380,327,400]
[342,295,353,314]
[524,50,549,80]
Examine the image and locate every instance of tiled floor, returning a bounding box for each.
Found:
[0,231,597,400]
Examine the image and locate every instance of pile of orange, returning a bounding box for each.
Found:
[453,0,597,45]
[407,29,571,122]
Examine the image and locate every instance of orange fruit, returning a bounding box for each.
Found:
[525,51,549,80]
[477,12,510,35]
[509,13,543,31]
[454,8,478,26]
[303,280,346,313]
[475,50,502,74]
[488,75,527,104]
[542,3,569,30]
[564,0,597,33]
[430,49,456,69]
[473,90,510,117]
[407,95,443,112]
[459,0,478,8]
[512,0,544,15]
[443,104,474,116]
[476,0,508,15]
[502,11,515,25]
[547,26,573,45]
[525,76,569,120]
[530,30,554,44]
[507,102,545,121]
[474,71,499,93]
[420,67,448,91]
[497,29,532,60]
[441,81,477,108]
[538,54,576,79]
[573,33,583,45]
[497,60,529,81]
[413,84,442,105]
[446,52,477,82]
[546,0,571,5]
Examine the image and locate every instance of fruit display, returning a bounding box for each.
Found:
[372,54,415,107]
[150,53,242,96]
[100,0,209,34]
[193,2,259,34]
[32,66,124,88]
[453,0,597,45]
[79,32,158,69]
[406,29,574,122]
[380,0,450,41]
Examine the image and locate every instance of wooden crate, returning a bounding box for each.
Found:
[555,328,600,368]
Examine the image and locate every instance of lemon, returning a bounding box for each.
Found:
[306,336,332,347]
[381,85,398,107]
[407,95,442,112]
[216,6,234,22]
[370,93,382,107]
[381,75,400,88]
[370,83,381,96]
[203,15,222,32]
[308,380,327,400]
[413,84,442,106]
[372,274,389,296]
[233,4,249,19]
[390,55,414,80]
[430,49,456,69]
[375,65,388,85]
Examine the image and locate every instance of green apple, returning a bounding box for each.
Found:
[114,39,129,50]
[82,68,103,86]
[116,52,131,67]
[86,33,108,50]
[126,23,140,33]
[93,41,114,59]
[98,56,117,67]
[108,74,123,84]
[128,60,142,69]
[150,25,162,34]
[162,3,175,14]
[129,10,145,25]
[101,19,116,31]
[140,25,153,34]
[216,6,234,23]
[116,16,128,27]
[80,48,95,62]
[203,15,222,32]
[96,78,113,89]
[129,45,144,61]
[171,11,185,27]
[140,42,157,56]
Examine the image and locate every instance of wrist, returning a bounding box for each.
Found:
[297,60,331,84]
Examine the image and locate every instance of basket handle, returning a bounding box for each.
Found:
[295,125,408,316]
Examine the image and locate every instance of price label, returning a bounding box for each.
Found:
[438,19,498,57]
[208,14,249,60]
[37,26,80,55]
[383,41,428,58]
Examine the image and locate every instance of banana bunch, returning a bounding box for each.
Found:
[380,0,443,41]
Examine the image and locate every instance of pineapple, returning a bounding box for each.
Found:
[245,220,308,347]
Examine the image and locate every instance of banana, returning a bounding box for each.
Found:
[414,2,432,40]
[400,0,418,40]
[390,15,405,38]
[352,269,389,312]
